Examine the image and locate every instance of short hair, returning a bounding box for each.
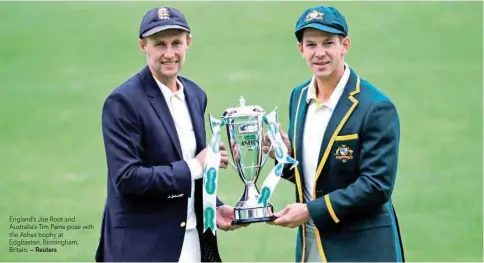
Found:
[297,29,345,43]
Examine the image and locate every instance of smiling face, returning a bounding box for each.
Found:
[297,28,350,80]
[139,29,191,83]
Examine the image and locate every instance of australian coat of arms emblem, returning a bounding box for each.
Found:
[335,144,354,162]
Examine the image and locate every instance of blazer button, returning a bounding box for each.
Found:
[180,222,186,227]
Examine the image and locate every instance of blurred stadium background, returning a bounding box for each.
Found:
[0,1,482,261]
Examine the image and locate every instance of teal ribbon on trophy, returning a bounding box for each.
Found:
[257,108,298,207]
[203,115,225,234]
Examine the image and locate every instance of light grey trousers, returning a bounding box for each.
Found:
[304,223,323,263]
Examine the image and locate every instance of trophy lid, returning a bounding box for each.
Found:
[223,97,265,118]
[239,96,246,107]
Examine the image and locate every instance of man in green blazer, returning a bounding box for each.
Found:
[263,5,405,262]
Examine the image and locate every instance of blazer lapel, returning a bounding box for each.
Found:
[140,66,183,159]
[293,86,310,191]
[315,68,361,182]
[182,81,205,154]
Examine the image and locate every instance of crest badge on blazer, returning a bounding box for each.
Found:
[335,144,353,163]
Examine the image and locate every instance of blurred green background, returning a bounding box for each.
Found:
[0,1,482,262]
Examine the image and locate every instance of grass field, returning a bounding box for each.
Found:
[0,1,482,262]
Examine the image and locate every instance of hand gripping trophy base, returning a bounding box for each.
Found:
[231,182,276,225]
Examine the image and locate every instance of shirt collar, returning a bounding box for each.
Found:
[153,76,185,101]
[306,63,350,110]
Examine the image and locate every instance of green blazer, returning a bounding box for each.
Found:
[281,67,405,262]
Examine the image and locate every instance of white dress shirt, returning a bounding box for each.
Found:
[153,76,203,229]
[302,65,350,211]
[154,77,203,262]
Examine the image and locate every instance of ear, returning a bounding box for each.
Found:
[139,38,146,53]
[341,36,351,56]
[297,42,304,57]
[186,33,192,50]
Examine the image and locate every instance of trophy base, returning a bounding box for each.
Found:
[232,215,276,225]
[231,204,275,225]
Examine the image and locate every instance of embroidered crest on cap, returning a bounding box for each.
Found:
[305,10,324,22]
[158,7,170,19]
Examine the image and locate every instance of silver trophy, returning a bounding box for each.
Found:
[221,97,276,224]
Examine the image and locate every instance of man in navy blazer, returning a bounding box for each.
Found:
[262,6,405,262]
[95,6,243,262]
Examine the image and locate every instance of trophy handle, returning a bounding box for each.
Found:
[220,116,249,184]
[260,143,273,168]
[228,159,239,172]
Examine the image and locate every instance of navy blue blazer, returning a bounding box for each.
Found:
[280,68,405,262]
[95,66,223,262]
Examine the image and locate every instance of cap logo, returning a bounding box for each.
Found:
[305,10,324,22]
[157,7,170,19]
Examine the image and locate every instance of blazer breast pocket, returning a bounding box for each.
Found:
[331,134,359,172]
